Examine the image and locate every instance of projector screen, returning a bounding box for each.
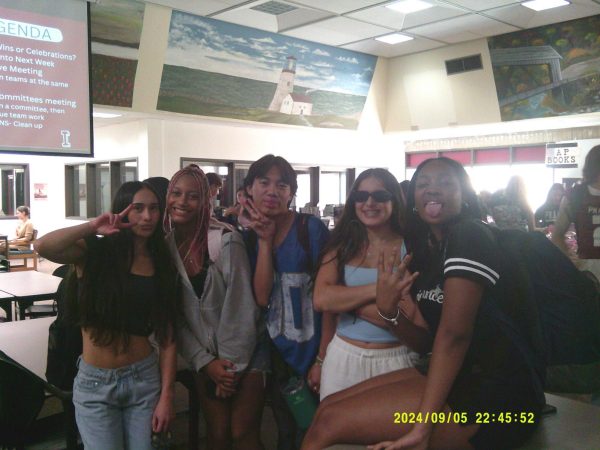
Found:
[0,0,92,156]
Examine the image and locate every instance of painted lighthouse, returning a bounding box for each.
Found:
[268,56,297,111]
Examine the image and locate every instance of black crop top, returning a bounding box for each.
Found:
[126,273,157,336]
[78,273,157,337]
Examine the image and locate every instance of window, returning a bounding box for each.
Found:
[65,159,138,218]
[0,164,29,218]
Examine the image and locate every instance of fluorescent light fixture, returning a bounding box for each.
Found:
[93,112,122,118]
[375,33,414,44]
[522,0,569,11]
[386,0,433,14]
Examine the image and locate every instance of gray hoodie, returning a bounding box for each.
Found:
[168,227,259,373]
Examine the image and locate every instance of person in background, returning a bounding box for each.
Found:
[223,187,251,230]
[242,154,332,449]
[206,172,223,213]
[490,176,536,232]
[302,157,544,450]
[535,183,565,230]
[9,205,34,250]
[552,145,600,284]
[165,165,263,450]
[34,181,178,450]
[313,169,418,400]
[144,176,170,212]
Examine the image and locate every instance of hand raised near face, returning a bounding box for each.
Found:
[89,203,135,236]
[376,250,419,318]
[240,197,276,241]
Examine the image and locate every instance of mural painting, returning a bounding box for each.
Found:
[157,12,377,129]
[488,14,600,121]
[90,0,145,107]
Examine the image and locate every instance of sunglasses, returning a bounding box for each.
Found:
[350,190,393,203]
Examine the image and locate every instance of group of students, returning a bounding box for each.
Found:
[36,153,559,450]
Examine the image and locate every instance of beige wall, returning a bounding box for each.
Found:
[385,39,501,132]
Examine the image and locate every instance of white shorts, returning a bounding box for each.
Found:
[319,334,418,400]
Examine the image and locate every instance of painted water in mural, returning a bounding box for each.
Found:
[90,0,145,107]
[158,12,377,129]
[488,15,600,121]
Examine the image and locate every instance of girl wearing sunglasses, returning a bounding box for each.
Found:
[312,168,419,400]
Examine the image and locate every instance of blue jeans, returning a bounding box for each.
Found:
[73,352,160,450]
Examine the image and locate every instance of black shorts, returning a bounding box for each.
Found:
[448,369,543,450]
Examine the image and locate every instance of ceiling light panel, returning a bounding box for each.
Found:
[376,33,414,44]
[522,0,570,11]
[343,36,443,58]
[386,0,434,14]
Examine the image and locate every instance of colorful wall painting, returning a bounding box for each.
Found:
[488,14,600,121]
[157,12,378,129]
[90,0,145,107]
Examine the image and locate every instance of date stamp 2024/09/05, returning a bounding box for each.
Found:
[393,411,536,425]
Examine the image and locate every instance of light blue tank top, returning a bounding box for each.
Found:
[336,243,406,343]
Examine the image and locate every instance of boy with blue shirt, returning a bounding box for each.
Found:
[242,154,332,449]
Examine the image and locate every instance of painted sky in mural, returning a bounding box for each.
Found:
[165,12,376,96]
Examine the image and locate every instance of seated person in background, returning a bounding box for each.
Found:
[10,205,34,250]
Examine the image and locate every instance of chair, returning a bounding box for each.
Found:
[0,352,46,449]
[22,265,70,320]
[8,229,39,272]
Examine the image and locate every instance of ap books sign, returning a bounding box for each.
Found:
[546,143,579,168]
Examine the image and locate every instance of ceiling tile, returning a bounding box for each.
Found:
[484,2,600,29]
[284,0,387,15]
[347,3,468,29]
[409,14,520,43]
[282,16,392,46]
[144,0,252,16]
[342,37,444,58]
[440,0,521,12]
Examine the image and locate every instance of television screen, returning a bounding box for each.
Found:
[0,0,92,156]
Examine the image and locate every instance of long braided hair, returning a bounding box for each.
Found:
[164,165,211,275]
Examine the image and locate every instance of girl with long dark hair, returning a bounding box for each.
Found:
[313,168,418,399]
[35,181,178,449]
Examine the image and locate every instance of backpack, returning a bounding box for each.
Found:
[486,225,600,393]
[46,267,83,391]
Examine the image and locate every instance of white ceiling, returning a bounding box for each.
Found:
[144,0,600,58]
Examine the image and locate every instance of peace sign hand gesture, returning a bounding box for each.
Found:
[90,204,136,236]
[240,197,276,242]
[376,249,419,319]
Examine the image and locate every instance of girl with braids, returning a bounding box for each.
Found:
[35,181,178,450]
[165,165,263,450]
[302,158,543,450]
[313,168,418,400]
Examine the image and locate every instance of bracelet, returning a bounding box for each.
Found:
[314,355,324,366]
[377,307,401,326]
